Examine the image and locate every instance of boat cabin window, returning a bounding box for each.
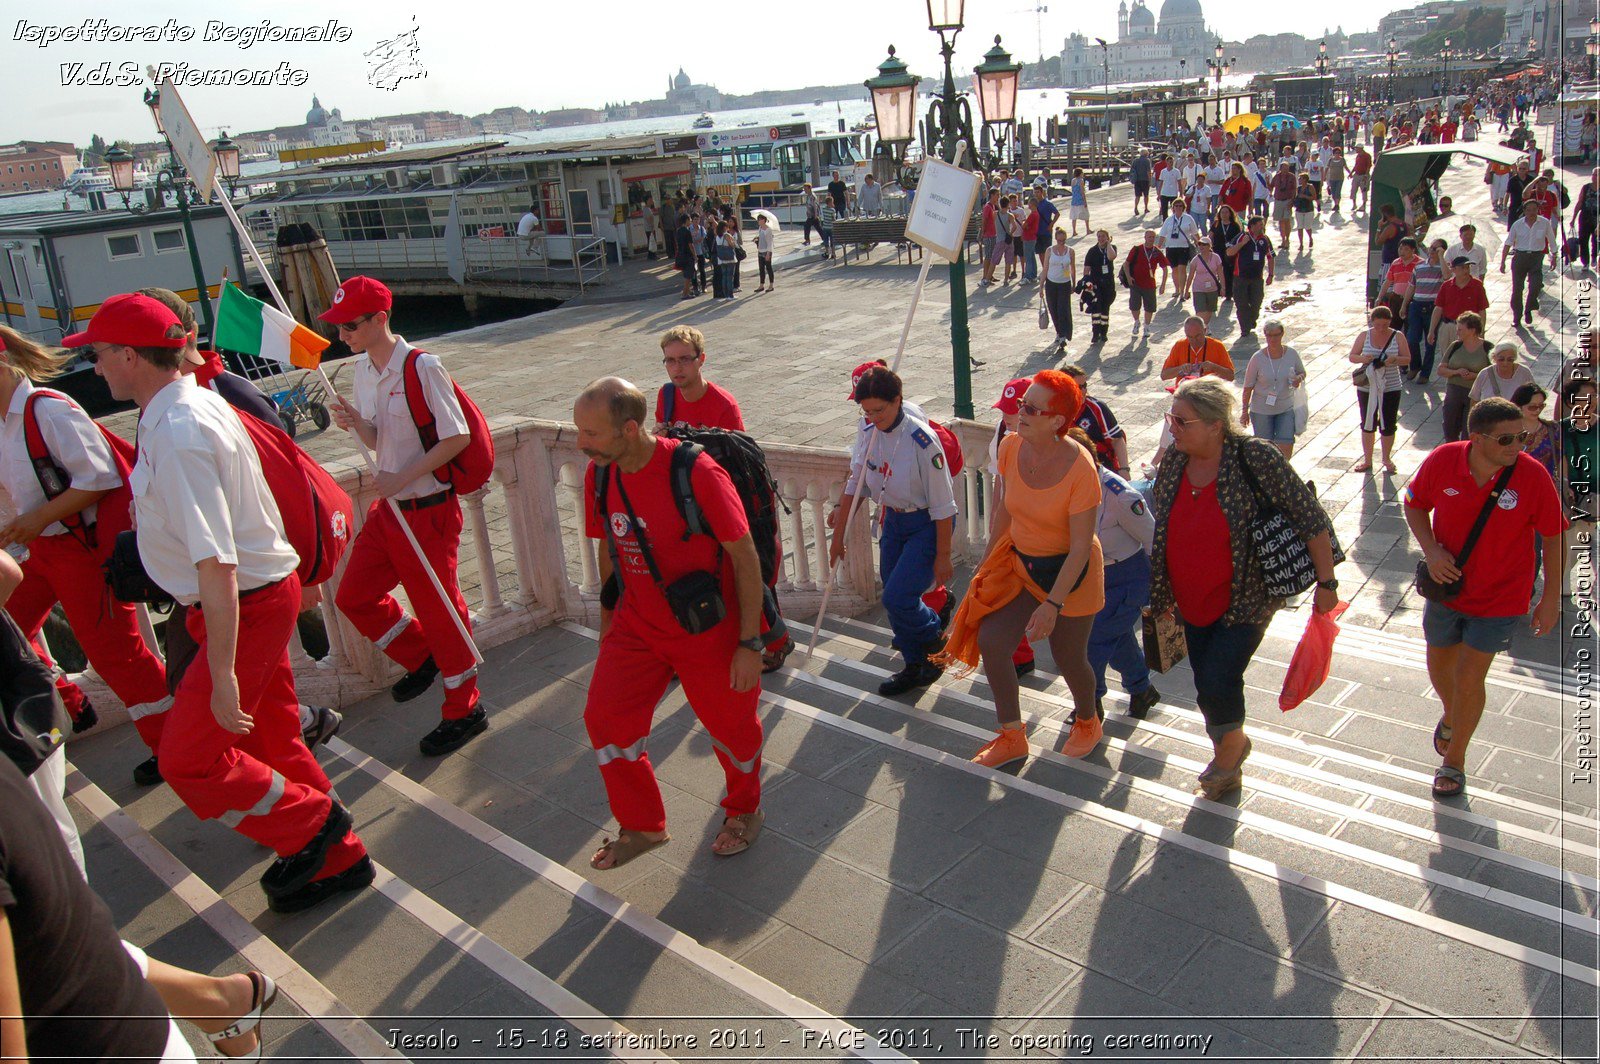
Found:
[152,228,185,253]
[106,233,142,259]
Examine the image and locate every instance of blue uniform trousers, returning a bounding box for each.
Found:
[879,508,942,666]
[1087,550,1153,699]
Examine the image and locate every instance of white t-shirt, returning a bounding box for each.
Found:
[0,379,122,535]
[130,378,297,604]
[1158,167,1184,197]
[1469,364,1536,402]
[1244,348,1306,413]
[1444,241,1488,279]
[756,227,774,252]
[516,212,541,237]
[1161,212,1200,249]
[351,337,472,500]
[1188,184,1216,213]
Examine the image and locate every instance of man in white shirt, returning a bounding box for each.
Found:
[1445,222,1488,279]
[328,277,488,756]
[83,293,371,913]
[1500,200,1558,325]
[517,207,542,256]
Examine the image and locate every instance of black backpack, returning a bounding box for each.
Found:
[0,611,69,777]
[657,426,788,590]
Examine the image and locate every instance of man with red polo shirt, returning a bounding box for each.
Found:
[1428,256,1490,371]
[327,276,488,757]
[1119,230,1169,333]
[577,376,766,870]
[84,293,371,911]
[654,325,744,430]
[1349,145,1373,213]
[1405,398,1566,800]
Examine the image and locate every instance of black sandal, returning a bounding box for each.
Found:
[1432,764,1467,799]
[1433,718,1453,758]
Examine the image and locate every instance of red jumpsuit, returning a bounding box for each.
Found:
[584,439,763,833]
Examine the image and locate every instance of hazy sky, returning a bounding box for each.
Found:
[7,0,1407,145]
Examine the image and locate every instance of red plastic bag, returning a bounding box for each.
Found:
[1279,602,1348,712]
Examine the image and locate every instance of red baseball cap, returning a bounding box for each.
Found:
[62,293,187,349]
[318,276,392,324]
[848,360,887,400]
[993,378,1033,415]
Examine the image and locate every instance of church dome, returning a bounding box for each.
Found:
[674,68,691,90]
[1129,1,1156,32]
[1159,0,1203,19]
[306,95,328,127]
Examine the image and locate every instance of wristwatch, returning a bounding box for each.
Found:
[1316,578,1339,592]
[738,636,766,652]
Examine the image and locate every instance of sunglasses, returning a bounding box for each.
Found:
[1164,412,1203,428]
[84,344,124,364]
[335,314,374,334]
[1478,429,1532,446]
[1017,400,1054,417]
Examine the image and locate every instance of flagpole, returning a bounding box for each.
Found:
[214,193,484,665]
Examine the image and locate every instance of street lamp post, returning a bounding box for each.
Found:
[1441,37,1452,98]
[1386,36,1398,105]
[879,1,1019,420]
[1315,39,1330,115]
[864,47,922,187]
[132,87,218,338]
[1094,37,1111,150]
[1206,40,1233,125]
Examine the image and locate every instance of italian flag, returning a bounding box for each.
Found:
[215,284,330,370]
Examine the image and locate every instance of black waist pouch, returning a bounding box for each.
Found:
[665,569,728,634]
[1014,548,1088,598]
[102,531,175,612]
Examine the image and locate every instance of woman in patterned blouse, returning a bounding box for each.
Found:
[1147,378,1341,799]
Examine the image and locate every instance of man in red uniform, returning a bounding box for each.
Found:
[576,377,766,870]
[1405,398,1566,800]
[328,277,488,756]
[653,326,744,429]
[85,293,370,911]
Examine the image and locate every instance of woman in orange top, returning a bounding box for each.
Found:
[939,370,1105,769]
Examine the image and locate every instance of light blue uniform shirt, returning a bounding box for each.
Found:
[1097,467,1155,563]
[845,407,958,521]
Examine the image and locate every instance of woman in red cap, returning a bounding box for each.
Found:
[0,324,171,778]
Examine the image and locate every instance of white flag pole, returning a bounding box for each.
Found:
[804,142,969,661]
[214,190,484,664]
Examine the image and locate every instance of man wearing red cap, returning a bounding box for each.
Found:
[326,276,488,756]
[83,293,371,911]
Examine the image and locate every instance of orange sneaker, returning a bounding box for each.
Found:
[1061,714,1103,758]
[972,726,1030,769]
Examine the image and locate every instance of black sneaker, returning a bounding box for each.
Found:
[72,700,99,734]
[419,707,488,756]
[132,756,163,787]
[1015,659,1036,678]
[391,657,439,703]
[300,705,343,749]
[266,855,375,914]
[1127,685,1161,719]
[877,662,943,697]
[261,801,353,901]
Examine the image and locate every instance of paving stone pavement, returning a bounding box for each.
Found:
[61,120,1600,1060]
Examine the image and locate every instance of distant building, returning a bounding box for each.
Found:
[541,108,608,129]
[0,141,76,192]
[1060,0,1219,88]
[665,68,722,112]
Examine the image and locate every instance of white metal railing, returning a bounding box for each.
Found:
[33,416,1009,719]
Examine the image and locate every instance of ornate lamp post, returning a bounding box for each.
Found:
[133,86,218,337]
[211,132,241,195]
[1386,36,1399,105]
[881,1,1019,419]
[1589,19,1600,83]
[1206,40,1234,124]
[865,47,922,185]
[1315,39,1330,115]
[1440,37,1452,97]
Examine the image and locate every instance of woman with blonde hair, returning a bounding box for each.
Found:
[0,324,169,777]
[937,369,1106,768]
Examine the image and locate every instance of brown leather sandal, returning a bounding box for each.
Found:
[590,831,670,870]
[712,809,765,857]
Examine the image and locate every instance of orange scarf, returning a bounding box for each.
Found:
[931,530,1051,678]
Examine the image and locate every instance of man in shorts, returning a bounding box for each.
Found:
[1270,161,1297,249]
[1119,229,1168,334]
[1404,398,1565,799]
[1129,150,1152,214]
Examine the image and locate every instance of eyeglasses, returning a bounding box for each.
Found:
[1164,412,1203,429]
[335,314,373,334]
[84,344,122,364]
[662,356,699,368]
[1017,400,1054,417]
[1478,429,1532,446]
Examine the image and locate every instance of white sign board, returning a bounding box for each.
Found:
[904,156,983,262]
[150,74,217,203]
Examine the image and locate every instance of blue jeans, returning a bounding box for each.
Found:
[1181,618,1267,737]
[1405,299,1435,379]
[879,508,942,667]
[1088,551,1152,699]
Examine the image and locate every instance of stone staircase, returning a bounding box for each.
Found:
[65,611,1597,1061]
